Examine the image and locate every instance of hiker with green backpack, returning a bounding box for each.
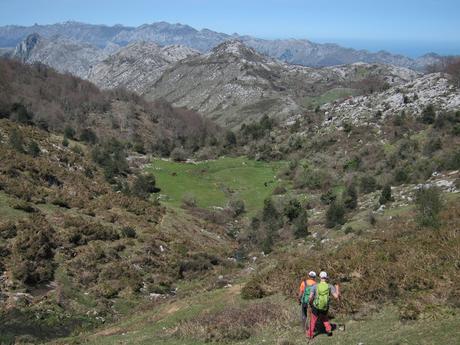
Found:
[298,271,317,332]
[307,271,340,339]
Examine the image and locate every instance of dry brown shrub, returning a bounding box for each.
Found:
[177,302,294,342]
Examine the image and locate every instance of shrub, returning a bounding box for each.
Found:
[120,226,137,239]
[131,173,158,199]
[11,102,34,124]
[64,126,76,139]
[13,201,38,213]
[241,279,266,299]
[326,201,345,228]
[379,184,393,205]
[360,175,377,194]
[182,193,197,208]
[228,199,245,217]
[62,136,69,147]
[320,189,336,205]
[394,167,409,184]
[11,215,56,285]
[293,209,309,238]
[9,129,25,153]
[423,137,442,155]
[0,222,17,239]
[343,184,358,209]
[272,185,287,195]
[283,199,301,222]
[27,140,40,157]
[79,128,98,144]
[420,104,436,124]
[170,147,187,162]
[415,186,443,228]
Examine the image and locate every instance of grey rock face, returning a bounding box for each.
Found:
[88,41,199,92]
[320,73,460,128]
[12,33,109,78]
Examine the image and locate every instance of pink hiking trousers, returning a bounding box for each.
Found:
[308,311,331,339]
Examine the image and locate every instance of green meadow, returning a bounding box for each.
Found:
[145,157,285,214]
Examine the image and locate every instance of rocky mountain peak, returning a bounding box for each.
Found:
[13,32,43,61]
[210,40,265,62]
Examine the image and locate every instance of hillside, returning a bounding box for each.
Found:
[0,58,220,156]
[146,41,418,127]
[0,119,237,343]
[88,41,199,92]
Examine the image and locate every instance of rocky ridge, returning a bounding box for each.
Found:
[320,73,460,128]
[88,41,199,92]
[12,33,109,78]
[145,41,419,127]
[0,21,450,70]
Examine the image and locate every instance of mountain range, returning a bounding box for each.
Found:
[0,21,447,70]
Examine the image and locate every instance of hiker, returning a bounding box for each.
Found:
[298,271,317,332]
[307,271,340,339]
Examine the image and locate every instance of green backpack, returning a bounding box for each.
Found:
[301,281,314,304]
[313,282,330,311]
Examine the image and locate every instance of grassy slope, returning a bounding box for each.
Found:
[146,157,285,214]
[48,282,460,345]
[300,88,359,109]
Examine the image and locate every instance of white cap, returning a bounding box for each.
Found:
[308,271,316,278]
[319,271,328,279]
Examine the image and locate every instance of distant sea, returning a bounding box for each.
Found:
[315,38,460,58]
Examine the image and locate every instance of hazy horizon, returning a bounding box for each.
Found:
[1,0,459,58]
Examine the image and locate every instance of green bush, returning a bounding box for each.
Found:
[64,126,76,139]
[27,140,40,157]
[283,199,301,222]
[343,184,358,209]
[293,209,309,239]
[326,201,345,228]
[415,186,443,228]
[360,175,377,194]
[420,104,436,124]
[120,226,137,239]
[379,184,393,205]
[131,173,158,199]
[9,128,25,153]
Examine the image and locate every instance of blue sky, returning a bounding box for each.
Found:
[1,0,459,57]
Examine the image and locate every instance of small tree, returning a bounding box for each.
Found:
[326,201,345,228]
[27,140,40,157]
[284,199,301,222]
[421,105,436,124]
[131,174,158,199]
[343,184,358,210]
[415,186,443,228]
[293,209,309,238]
[64,126,76,139]
[225,130,237,147]
[360,175,377,194]
[379,184,393,205]
[9,129,25,153]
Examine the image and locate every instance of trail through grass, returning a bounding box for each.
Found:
[146,157,285,214]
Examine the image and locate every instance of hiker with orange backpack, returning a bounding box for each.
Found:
[298,271,317,332]
[307,271,340,339]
